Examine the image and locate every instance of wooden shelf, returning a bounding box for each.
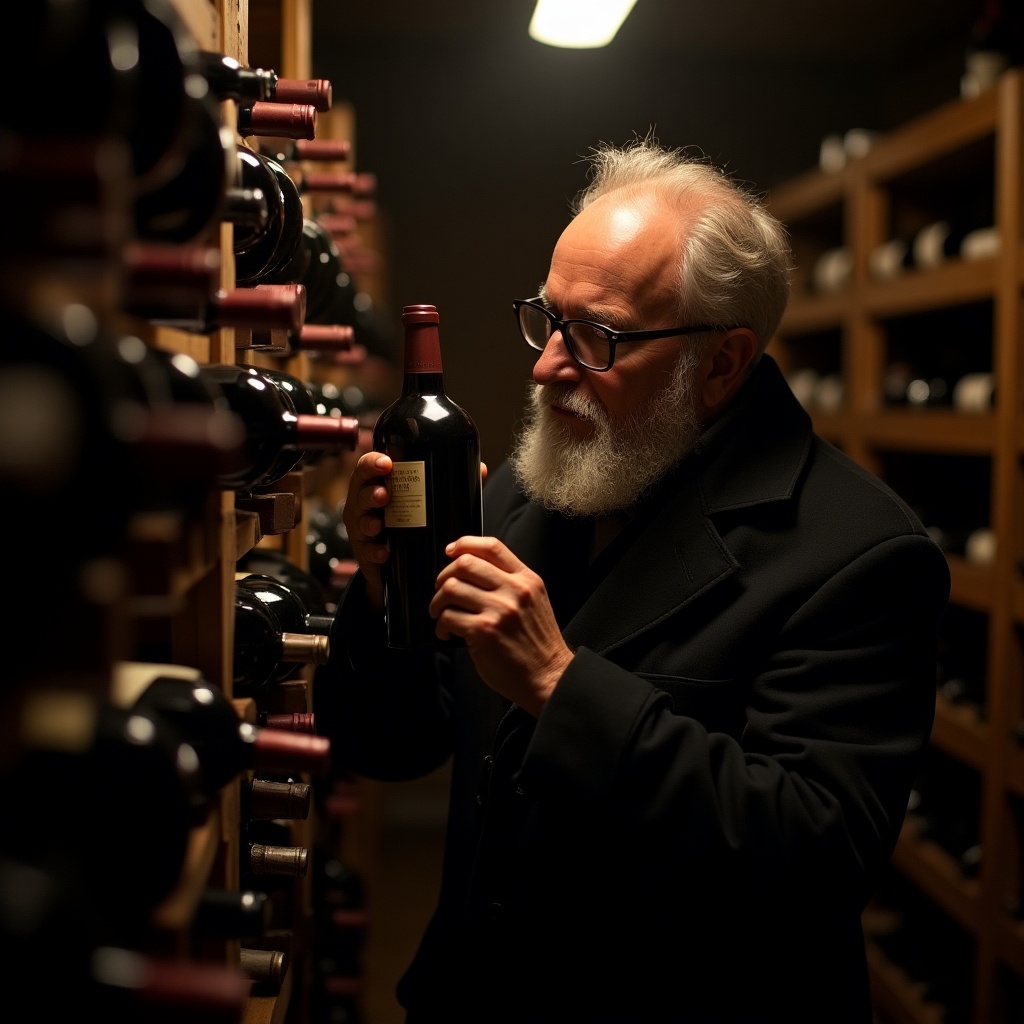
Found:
[931,692,990,771]
[865,939,946,1024]
[860,412,997,453]
[891,821,983,934]
[769,68,1024,1021]
[862,258,998,318]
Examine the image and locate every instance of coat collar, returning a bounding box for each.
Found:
[553,354,813,654]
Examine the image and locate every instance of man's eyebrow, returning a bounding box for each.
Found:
[537,288,623,326]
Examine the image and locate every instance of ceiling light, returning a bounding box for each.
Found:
[528,0,639,48]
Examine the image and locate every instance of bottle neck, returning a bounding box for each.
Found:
[401,322,445,393]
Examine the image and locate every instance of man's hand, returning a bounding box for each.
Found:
[341,451,393,611]
[430,535,574,716]
[341,457,490,613]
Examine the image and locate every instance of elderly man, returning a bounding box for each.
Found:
[318,138,950,1024]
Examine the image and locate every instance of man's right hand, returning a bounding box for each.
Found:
[341,451,393,612]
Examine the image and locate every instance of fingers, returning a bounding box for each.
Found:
[343,452,390,533]
[434,550,504,596]
[341,453,393,596]
[444,535,524,574]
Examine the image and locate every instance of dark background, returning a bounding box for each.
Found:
[306,0,994,468]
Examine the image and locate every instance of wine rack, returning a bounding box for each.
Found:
[767,68,1024,1024]
[0,0,384,1020]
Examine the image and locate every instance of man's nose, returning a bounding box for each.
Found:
[533,329,582,385]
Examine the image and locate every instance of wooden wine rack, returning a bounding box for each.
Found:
[0,0,379,1019]
[766,68,1024,1024]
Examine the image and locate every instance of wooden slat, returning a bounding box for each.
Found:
[891,823,983,935]
[169,0,221,49]
[859,85,1000,183]
[767,165,847,223]
[859,411,996,453]
[930,693,989,771]
[862,258,997,318]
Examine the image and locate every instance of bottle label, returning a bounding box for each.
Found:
[385,461,427,527]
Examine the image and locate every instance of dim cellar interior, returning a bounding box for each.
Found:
[2,0,1024,1022]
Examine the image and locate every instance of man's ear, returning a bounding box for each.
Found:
[698,328,758,418]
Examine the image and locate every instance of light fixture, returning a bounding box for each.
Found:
[528,0,639,48]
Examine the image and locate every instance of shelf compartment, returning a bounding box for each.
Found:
[891,822,982,935]
[931,692,989,771]
[1008,746,1024,799]
[863,258,998,319]
[766,165,847,224]
[859,85,999,186]
[865,939,945,1024]
[125,508,224,615]
[150,809,223,933]
[860,412,996,453]
[779,294,847,335]
[949,556,998,613]
[995,916,1024,981]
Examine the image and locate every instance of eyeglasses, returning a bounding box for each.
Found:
[512,298,735,372]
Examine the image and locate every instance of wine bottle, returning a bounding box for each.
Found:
[192,887,272,940]
[305,498,359,603]
[110,660,331,794]
[242,365,328,477]
[257,218,349,324]
[235,573,336,684]
[223,185,270,235]
[233,578,331,694]
[133,88,235,246]
[372,304,483,648]
[7,0,139,141]
[0,306,246,573]
[313,854,367,912]
[869,237,916,281]
[240,947,289,993]
[243,839,309,881]
[10,0,210,212]
[236,570,336,634]
[294,170,377,197]
[810,246,852,294]
[198,51,277,101]
[259,138,352,164]
[241,323,357,357]
[295,323,358,352]
[87,946,252,1023]
[197,50,332,109]
[962,0,1018,98]
[315,212,358,238]
[238,546,332,616]
[6,691,206,927]
[237,101,317,141]
[136,280,307,337]
[0,856,251,1023]
[240,363,359,477]
[233,148,305,286]
[243,776,312,820]
[952,371,995,412]
[196,363,359,491]
[912,220,1000,268]
[259,711,317,734]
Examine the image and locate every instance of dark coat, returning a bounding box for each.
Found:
[319,354,950,1024]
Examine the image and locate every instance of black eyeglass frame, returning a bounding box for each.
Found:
[512,298,740,372]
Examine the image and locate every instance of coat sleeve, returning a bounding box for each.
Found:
[517,532,948,905]
[313,570,455,781]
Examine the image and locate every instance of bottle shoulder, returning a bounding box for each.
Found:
[375,393,479,432]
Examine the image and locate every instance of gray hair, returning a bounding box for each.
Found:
[571,138,793,357]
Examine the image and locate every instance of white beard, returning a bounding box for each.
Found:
[509,351,704,517]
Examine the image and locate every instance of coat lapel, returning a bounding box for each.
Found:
[562,480,736,654]
[562,355,813,656]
